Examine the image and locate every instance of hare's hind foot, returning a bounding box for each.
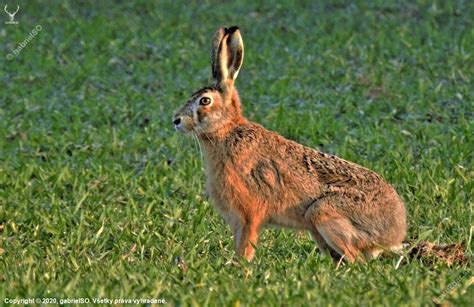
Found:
[363,248,383,260]
[363,243,405,260]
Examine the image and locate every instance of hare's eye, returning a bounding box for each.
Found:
[199,97,211,106]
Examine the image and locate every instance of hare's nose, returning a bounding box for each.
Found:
[173,117,181,125]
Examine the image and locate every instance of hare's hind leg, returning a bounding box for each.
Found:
[315,219,363,262]
[310,229,341,261]
[305,196,368,262]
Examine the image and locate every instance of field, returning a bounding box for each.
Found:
[1,0,473,305]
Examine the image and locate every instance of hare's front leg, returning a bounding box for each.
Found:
[235,219,262,261]
[221,213,253,260]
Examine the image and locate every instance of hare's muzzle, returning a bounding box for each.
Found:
[173,114,193,132]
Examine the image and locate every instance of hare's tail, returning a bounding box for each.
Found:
[395,240,468,268]
[409,241,468,266]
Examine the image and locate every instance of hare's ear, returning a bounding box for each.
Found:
[211,26,244,91]
[223,26,244,82]
[211,27,226,81]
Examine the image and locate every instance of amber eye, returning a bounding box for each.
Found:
[199,97,211,106]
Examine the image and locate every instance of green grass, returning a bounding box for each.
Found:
[1,0,473,305]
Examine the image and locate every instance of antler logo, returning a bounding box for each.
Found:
[4,4,19,24]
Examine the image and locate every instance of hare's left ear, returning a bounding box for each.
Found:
[211,26,244,92]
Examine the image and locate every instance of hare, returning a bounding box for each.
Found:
[173,26,407,262]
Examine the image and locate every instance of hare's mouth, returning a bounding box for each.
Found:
[174,122,190,133]
[174,123,185,132]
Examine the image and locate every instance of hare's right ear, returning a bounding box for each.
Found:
[211,26,244,93]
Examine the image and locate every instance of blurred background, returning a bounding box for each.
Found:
[1,0,472,305]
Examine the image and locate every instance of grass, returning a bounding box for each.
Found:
[0,0,473,305]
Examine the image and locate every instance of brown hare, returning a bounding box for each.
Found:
[173,26,407,262]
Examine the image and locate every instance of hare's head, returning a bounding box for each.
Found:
[173,26,245,136]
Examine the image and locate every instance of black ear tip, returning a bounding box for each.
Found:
[225,26,240,34]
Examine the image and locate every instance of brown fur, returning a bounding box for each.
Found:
[173,26,407,262]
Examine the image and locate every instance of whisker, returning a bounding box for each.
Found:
[196,126,216,148]
[184,131,201,192]
[190,131,197,152]
[192,130,204,167]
